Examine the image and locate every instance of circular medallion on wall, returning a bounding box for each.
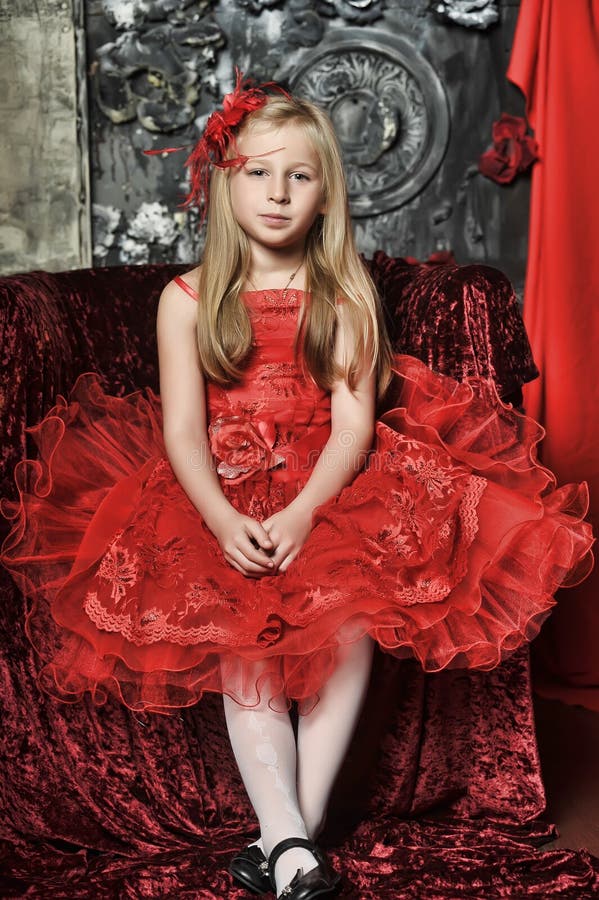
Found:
[283,29,450,216]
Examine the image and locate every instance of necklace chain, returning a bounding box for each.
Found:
[247,261,303,300]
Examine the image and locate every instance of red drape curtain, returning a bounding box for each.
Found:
[508,0,599,710]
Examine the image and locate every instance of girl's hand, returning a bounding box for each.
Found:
[260,506,313,574]
[211,510,276,578]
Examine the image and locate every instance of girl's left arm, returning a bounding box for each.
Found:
[261,304,376,571]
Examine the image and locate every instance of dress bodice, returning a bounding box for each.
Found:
[204,288,332,485]
[207,288,329,423]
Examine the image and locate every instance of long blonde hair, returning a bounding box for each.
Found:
[196,94,394,404]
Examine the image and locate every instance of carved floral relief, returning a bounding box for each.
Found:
[94,1,225,131]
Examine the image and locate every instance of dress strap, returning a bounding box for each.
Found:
[174,275,199,302]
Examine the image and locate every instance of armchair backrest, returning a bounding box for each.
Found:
[0,257,538,518]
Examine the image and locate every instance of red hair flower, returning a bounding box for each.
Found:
[478,113,539,184]
[144,68,289,220]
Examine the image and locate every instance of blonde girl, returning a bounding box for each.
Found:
[160,86,393,897]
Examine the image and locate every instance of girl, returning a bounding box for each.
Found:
[1,74,594,899]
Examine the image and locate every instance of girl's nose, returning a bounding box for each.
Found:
[268,178,289,204]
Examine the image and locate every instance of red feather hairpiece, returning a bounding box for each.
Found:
[144,69,290,222]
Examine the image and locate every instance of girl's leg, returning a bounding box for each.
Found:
[296,635,375,838]
[222,664,318,894]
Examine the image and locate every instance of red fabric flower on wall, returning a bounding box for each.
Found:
[478,113,539,184]
[403,250,457,267]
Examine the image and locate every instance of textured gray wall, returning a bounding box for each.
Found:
[0,0,90,275]
[1,0,529,292]
[87,0,529,292]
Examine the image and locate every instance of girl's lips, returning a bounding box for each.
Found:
[259,214,290,225]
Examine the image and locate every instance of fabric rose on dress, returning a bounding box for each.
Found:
[256,615,283,647]
[209,414,285,484]
[478,114,538,184]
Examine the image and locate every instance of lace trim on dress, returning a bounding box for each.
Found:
[83,590,237,646]
[395,474,487,606]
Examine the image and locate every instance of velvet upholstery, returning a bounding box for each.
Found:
[1,258,596,897]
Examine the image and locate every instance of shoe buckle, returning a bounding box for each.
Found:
[279,886,293,897]
[259,860,269,874]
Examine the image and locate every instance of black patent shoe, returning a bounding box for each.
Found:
[268,837,341,900]
[229,841,271,894]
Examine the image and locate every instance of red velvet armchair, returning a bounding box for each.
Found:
[1,257,596,897]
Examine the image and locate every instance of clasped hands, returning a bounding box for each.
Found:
[214,505,313,578]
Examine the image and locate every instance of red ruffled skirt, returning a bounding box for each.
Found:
[1,355,593,715]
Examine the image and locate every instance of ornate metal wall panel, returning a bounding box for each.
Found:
[0,0,90,275]
[0,0,527,291]
[287,30,450,216]
[85,0,526,290]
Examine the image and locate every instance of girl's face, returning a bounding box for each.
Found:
[228,121,326,257]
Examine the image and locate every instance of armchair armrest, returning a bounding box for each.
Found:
[368,251,539,405]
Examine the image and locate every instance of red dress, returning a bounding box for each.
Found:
[0,281,593,715]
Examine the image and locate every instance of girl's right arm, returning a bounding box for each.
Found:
[156,278,275,577]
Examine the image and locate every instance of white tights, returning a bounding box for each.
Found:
[223,635,375,896]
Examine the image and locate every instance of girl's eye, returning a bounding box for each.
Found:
[291,173,309,182]
[249,169,266,177]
